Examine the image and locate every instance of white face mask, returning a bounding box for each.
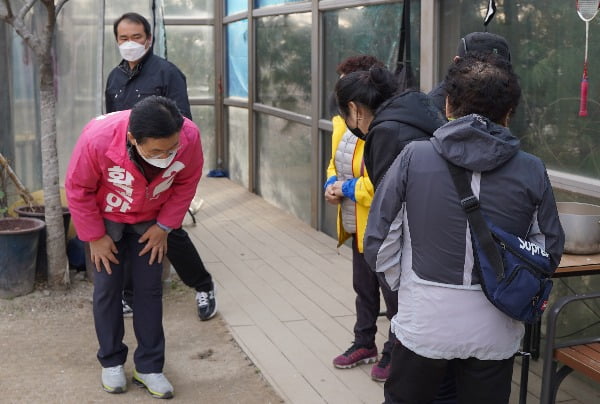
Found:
[135,145,177,168]
[118,40,148,62]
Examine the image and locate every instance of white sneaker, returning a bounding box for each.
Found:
[122,299,133,318]
[133,369,174,399]
[189,197,204,214]
[101,365,126,394]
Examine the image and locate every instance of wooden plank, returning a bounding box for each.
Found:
[208,263,253,327]
[232,325,324,404]
[556,345,600,381]
[508,379,537,404]
[284,255,356,316]
[286,320,384,404]
[207,245,304,323]
[246,256,356,353]
[242,310,362,404]
[559,253,600,269]
[198,217,259,262]
[588,342,600,354]
[198,189,298,259]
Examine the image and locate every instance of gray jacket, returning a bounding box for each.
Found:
[364,114,564,289]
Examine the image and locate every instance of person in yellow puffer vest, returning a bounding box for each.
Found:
[324,55,398,383]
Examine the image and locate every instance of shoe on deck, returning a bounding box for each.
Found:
[133,369,174,399]
[122,299,133,318]
[371,351,391,382]
[196,287,217,321]
[101,365,126,394]
[333,343,378,369]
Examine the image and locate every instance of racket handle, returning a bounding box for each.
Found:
[579,78,589,117]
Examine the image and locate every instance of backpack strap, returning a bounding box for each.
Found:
[445,161,505,281]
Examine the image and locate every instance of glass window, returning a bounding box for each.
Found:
[9,31,40,190]
[439,0,600,179]
[256,13,311,114]
[322,3,420,119]
[226,19,249,98]
[227,107,249,188]
[162,0,214,18]
[256,113,311,224]
[165,25,215,99]
[192,105,216,172]
[0,27,11,168]
[226,0,247,15]
[255,0,305,7]
[56,0,103,181]
[104,0,149,22]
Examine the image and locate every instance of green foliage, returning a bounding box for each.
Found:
[322,4,409,115]
[255,13,313,114]
[459,0,600,178]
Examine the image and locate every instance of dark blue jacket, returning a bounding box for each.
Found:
[105,50,192,119]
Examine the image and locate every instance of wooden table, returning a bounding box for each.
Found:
[519,253,600,404]
[555,252,600,277]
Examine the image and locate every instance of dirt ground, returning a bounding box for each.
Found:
[0,271,284,404]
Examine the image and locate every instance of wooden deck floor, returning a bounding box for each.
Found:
[185,178,599,404]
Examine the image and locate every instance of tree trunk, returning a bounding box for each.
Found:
[39,57,69,288]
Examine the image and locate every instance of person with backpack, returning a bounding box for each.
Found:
[364,53,564,404]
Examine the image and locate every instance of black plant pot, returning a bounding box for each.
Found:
[14,206,70,281]
[0,217,45,298]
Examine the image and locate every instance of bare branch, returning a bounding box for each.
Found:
[0,152,37,207]
[17,0,37,21]
[0,0,14,20]
[0,0,45,57]
[8,16,43,56]
[56,0,70,16]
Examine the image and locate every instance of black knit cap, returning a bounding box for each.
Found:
[457,32,511,61]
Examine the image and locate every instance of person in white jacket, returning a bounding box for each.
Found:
[364,53,564,403]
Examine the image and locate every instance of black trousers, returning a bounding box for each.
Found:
[165,227,213,292]
[384,341,514,404]
[352,236,398,355]
[94,229,165,373]
[124,227,212,305]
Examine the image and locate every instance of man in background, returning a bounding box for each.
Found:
[105,12,216,321]
[428,31,511,114]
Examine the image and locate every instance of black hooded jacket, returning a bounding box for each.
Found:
[428,81,447,114]
[364,90,447,189]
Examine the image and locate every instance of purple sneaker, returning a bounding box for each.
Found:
[371,352,391,382]
[333,343,378,369]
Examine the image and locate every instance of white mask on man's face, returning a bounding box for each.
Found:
[118,40,148,62]
[135,145,177,169]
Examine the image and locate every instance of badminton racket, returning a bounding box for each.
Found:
[577,0,600,116]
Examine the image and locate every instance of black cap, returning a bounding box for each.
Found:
[457,32,511,61]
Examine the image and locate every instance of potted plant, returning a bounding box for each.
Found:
[0,152,46,298]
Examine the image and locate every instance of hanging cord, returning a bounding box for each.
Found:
[394,0,414,89]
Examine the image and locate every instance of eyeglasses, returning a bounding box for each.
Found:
[136,143,179,159]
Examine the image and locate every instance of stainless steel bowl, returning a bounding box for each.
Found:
[557,202,600,254]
